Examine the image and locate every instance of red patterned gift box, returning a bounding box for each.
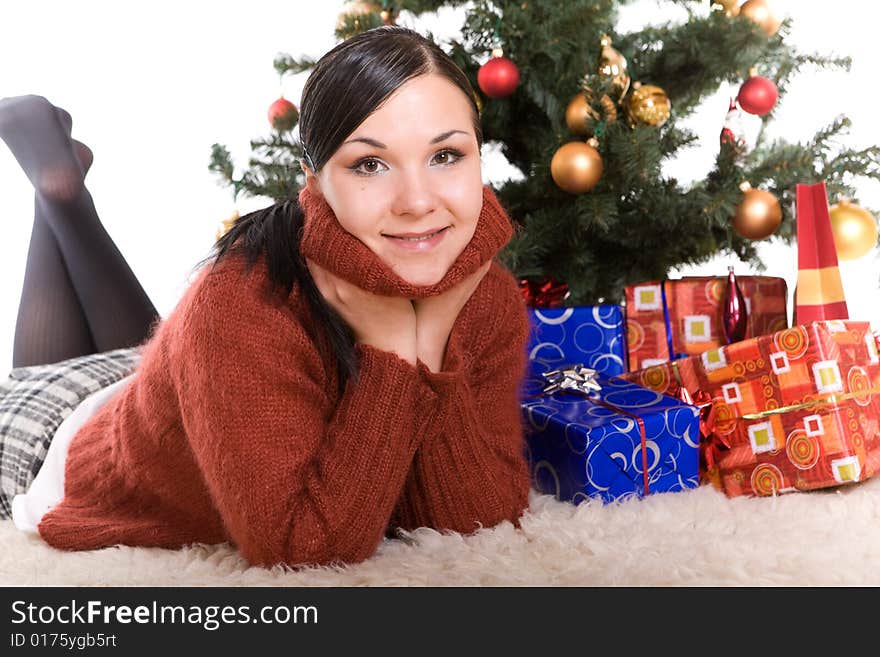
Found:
[624,276,788,371]
[711,397,880,496]
[619,320,880,497]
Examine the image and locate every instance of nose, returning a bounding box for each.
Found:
[390,166,438,218]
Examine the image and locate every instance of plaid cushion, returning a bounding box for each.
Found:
[0,347,142,518]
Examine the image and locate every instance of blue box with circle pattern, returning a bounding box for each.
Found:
[520,357,701,504]
[526,305,628,377]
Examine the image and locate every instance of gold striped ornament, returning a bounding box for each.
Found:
[626,82,671,127]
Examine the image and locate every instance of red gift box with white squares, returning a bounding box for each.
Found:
[619,320,880,497]
[624,276,788,371]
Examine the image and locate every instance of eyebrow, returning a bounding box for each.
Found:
[342,129,469,149]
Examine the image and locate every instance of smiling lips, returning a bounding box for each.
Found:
[382,226,450,251]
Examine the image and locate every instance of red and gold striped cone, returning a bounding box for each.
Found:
[795,182,849,323]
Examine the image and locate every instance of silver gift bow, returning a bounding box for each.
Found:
[541,364,602,395]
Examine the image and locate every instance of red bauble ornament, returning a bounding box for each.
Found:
[268,97,299,131]
[722,266,748,344]
[477,52,520,98]
[737,74,778,116]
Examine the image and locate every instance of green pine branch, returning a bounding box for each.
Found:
[209,0,878,305]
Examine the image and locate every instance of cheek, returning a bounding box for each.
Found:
[449,178,484,234]
[323,177,387,237]
[335,209,383,240]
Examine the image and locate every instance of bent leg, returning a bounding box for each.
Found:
[1,96,160,362]
[13,206,95,367]
[37,190,160,353]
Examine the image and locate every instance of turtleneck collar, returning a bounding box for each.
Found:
[298,184,513,298]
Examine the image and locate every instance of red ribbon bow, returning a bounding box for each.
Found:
[669,382,719,480]
[519,277,571,308]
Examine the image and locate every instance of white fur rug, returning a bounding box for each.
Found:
[3,480,880,586]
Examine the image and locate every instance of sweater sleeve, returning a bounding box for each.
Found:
[170,264,427,568]
[390,264,531,535]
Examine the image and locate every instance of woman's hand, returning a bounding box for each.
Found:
[413,262,492,372]
[307,259,418,365]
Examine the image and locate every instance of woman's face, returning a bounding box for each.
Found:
[307,73,483,287]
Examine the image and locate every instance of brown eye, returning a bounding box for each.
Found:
[352,157,387,175]
[431,148,464,166]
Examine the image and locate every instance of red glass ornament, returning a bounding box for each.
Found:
[268,97,299,131]
[722,266,748,344]
[518,277,570,308]
[477,56,520,98]
[737,75,777,116]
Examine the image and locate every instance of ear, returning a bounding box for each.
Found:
[301,161,323,198]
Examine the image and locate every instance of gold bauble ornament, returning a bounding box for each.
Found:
[626,82,671,127]
[565,93,598,137]
[829,198,878,260]
[732,183,782,240]
[740,0,781,36]
[380,8,397,25]
[565,90,617,137]
[551,138,603,194]
[336,1,381,31]
[597,34,630,100]
[216,210,240,241]
[711,0,740,16]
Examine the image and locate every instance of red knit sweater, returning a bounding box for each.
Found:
[37,185,531,568]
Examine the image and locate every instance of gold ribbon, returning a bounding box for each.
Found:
[656,355,880,422]
[739,385,880,421]
[702,384,880,475]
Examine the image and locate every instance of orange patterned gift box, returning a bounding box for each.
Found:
[710,397,880,496]
[620,320,880,497]
[624,276,788,371]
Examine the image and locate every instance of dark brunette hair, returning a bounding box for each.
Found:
[207,26,481,390]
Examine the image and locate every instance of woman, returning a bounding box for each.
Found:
[0,26,531,568]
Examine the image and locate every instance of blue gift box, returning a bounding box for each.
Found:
[526,305,627,377]
[520,359,701,504]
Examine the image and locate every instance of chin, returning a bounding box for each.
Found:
[398,264,448,287]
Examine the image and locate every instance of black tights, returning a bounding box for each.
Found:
[0,95,160,368]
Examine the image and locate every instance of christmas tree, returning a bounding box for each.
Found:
[209,0,880,305]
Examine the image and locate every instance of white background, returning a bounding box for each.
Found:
[1,0,878,374]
